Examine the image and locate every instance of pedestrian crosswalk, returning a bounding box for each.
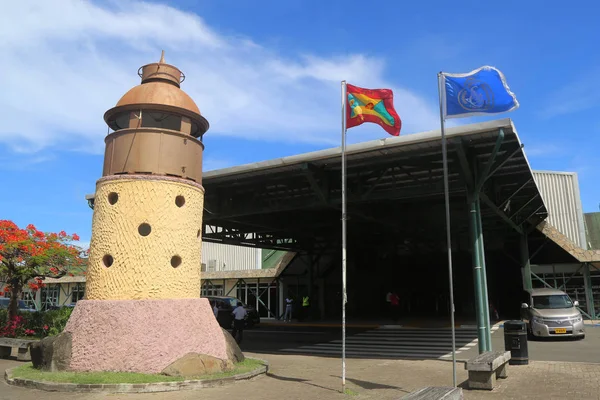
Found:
[280,325,500,360]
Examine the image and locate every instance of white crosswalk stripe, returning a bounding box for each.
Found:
[280,326,500,360]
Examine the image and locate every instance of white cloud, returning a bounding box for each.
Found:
[539,69,600,118]
[0,0,441,154]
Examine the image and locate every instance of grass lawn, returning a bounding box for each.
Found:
[10,358,264,385]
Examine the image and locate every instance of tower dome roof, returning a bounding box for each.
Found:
[113,81,201,115]
[103,51,208,137]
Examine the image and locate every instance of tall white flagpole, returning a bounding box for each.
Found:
[437,72,457,387]
[341,80,348,393]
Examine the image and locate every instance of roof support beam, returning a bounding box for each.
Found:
[479,192,523,234]
[510,193,540,221]
[499,178,533,210]
[487,143,525,179]
[455,141,474,191]
[302,163,329,204]
[362,167,390,200]
[475,129,505,193]
[519,204,545,225]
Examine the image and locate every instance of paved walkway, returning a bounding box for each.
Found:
[2,353,600,399]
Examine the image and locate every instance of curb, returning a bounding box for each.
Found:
[260,322,380,329]
[4,357,268,393]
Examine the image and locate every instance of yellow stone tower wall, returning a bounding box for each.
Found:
[85,175,204,300]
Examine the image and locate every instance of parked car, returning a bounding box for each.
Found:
[203,296,260,329]
[0,298,36,312]
[520,288,585,339]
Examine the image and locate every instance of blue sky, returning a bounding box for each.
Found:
[0,0,598,248]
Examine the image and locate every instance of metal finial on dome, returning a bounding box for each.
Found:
[137,50,184,87]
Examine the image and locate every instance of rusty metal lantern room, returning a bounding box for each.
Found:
[102,51,208,183]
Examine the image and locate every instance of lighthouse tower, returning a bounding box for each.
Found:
[37,53,242,375]
[86,51,208,300]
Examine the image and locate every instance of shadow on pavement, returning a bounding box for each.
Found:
[330,375,410,392]
[266,372,340,393]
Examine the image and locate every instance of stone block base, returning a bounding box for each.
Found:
[468,371,496,390]
[17,346,31,361]
[497,363,508,379]
[51,298,240,374]
[0,346,11,359]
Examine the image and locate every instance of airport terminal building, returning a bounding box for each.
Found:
[5,119,599,326]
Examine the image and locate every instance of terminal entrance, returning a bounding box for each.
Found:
[280,225,526,323]
[202,120,548,347]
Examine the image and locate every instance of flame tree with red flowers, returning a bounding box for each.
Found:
[0,220,84,321]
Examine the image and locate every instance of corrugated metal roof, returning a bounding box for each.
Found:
[202,242,261,271]
[585,212,600,250]
[533,171,586,248]
[204,119,520,182]
[202,118,548,251]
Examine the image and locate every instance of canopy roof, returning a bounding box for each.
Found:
[202,118,547,252]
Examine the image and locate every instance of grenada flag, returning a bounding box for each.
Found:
[346,83,401,136]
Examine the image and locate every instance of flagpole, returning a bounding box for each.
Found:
[340,80,348,393]
[437,72,457,387]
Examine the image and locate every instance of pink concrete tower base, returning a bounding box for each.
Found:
[63,298,230,373]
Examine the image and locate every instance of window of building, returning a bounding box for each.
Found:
[20,291,37,310]
[201,285,224,297]
[71,283,85,304]
[141,111,182,131]
[41,285,60,311]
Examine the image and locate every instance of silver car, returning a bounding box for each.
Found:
[521,288,585,339]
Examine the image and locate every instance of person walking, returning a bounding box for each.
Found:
[283,296,293,322]
[212,301,219,319]
[231,302,247,344]
[299,295,310,322]
[390,292,400,323]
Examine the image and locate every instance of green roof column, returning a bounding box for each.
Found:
[475,198,493,351]
[583,263,596,319]
[520,232,533,291]
[469,195,488,353]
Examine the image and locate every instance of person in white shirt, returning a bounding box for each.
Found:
[231,302,247,344]
[213,302,219,319]
[284,297,293,322]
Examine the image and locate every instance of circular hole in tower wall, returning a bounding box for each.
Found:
[171,255,182,268]
[108,192,119,205]
[175,195,186,208]
[138,223,152,237]
[103,254,114,268]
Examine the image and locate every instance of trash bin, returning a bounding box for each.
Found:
[504,320,528,365]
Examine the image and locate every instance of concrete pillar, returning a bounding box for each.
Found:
[468,196,488,353]
[475,199,492,350]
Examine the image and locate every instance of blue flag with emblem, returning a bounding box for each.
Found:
[441,66,519,119]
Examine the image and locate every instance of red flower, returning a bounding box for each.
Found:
[43,325,49,330]
[72,233,80,241]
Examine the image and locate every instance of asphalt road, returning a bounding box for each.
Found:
[494,326,600,364]
[240,323,600,364]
